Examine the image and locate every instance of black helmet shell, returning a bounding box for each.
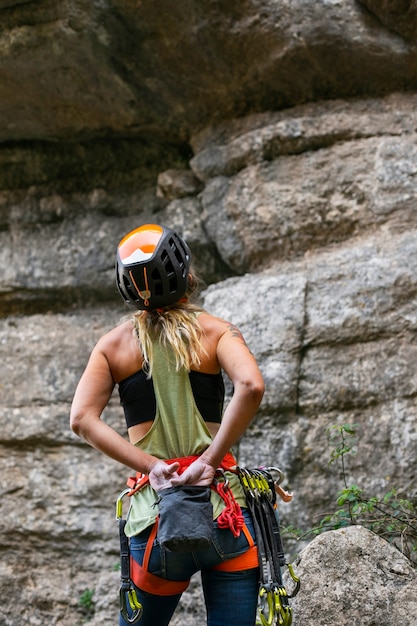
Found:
[116,224,191,310]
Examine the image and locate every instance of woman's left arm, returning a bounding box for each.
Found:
[70,338,162,475]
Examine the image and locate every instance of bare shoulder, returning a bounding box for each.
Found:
[92,318,142,382]
[199,312,262,387]
[95,319,134,353]
[198,312,229,337]
[198,312,248,346]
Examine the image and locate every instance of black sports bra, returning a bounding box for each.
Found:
[118,369,225,428]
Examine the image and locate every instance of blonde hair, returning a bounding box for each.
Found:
[132,269,208,377]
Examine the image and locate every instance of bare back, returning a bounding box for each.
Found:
[71,311,262,448]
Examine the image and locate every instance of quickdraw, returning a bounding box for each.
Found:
[116,489,143,624]
[239,467,300,626]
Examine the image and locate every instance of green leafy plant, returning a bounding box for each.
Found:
[282,424,417,567]
[78,588,95,619]
[312,423,417,566]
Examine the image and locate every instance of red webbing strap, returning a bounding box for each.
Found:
[126,472,150,496]
[129,521,190,596]
[126,451,239,496]
[168,451,238,473]
[142,519,157,571]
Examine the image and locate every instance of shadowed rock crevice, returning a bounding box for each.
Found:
[0,138,192,191]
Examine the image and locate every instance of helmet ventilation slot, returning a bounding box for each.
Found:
[151,268,163,295]
[161,247,177,293]
[122,275,139,301]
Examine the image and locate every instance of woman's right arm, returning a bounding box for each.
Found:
[70,336,180,487]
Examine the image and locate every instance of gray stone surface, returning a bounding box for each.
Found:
[290,525,417,626]
[1,2,417,624]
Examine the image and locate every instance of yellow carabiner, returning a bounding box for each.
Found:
[273,587,293,626]
[274,587,288,624]
[116,488,131,520]
[286,563,301,598]
[127,588,143,613]
[120,587,143,624]
[258,586,275,626]
[255,472,268,494]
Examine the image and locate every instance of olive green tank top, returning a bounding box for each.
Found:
[124,336,246,537]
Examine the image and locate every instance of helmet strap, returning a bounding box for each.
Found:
[129,267,151,307]
[156,297,188,314]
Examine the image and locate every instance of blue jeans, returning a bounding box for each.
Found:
[120,508,259,626]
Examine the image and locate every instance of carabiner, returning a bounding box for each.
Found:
[286,563,301,598]
[273,586,293,626]
[116,488,132,520]
[253,470,269,495]
[117,489,142,623]
[214,467,229,489]
[120,586,143,624]
[258,586,275,626]
[263,468,293,503]
[264,467,285,486]
[239,469,257,499]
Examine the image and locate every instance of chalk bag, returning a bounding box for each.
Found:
[156,485,213,553]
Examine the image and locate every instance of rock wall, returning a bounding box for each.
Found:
[0,0,416,147]
[1,1,417,624]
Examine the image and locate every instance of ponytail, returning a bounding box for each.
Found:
[132,268,207,377]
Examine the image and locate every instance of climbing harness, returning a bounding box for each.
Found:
[115,460,299,625]
[115,452,246,617]
[239,467,300,626]
[116,489,143,624]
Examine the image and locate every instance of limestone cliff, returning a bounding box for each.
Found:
[1,1,416,624]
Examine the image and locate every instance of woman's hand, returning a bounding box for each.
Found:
[170,457,216,487]
[148,460,181,491]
